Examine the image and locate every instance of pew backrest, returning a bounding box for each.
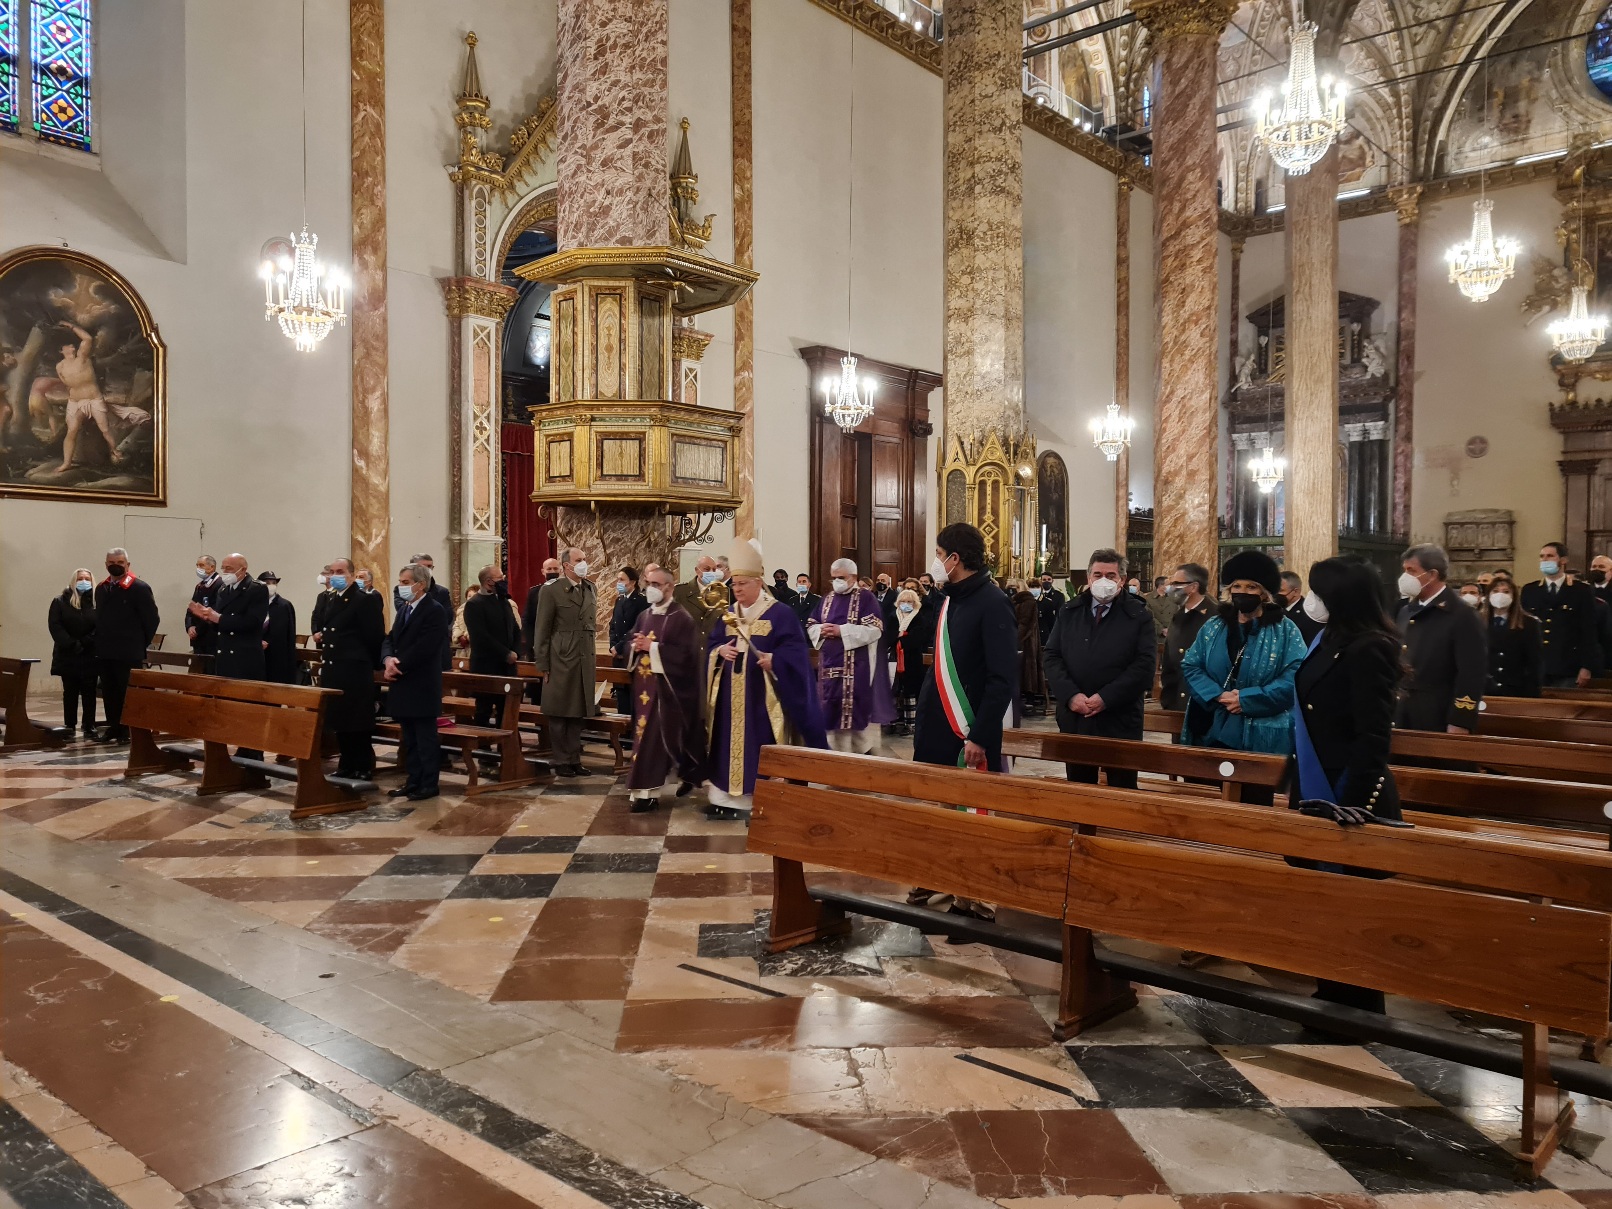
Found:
[1484,695,1612,723]
[1002,728,1286,799]
[123,669,338,761]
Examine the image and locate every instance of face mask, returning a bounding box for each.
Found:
[1592,569,1608,585]
[1165,584,1187,600]
[266,584,278,598]
[929,555,950,584]
[74,579,91,594]
[107,564,126,578]
[493,580,508,598]
[329,575,348,591]
[1230,592,1263,615]
[1302,590,1329,624]
[832,578,850,595]
[1461,593,1481,607]
[616,581,628,595]
[1041,583,1053,593]
[1490,591,1513,610]
[317,574,328,588]
[1397,571,1424,598]
[1029,587,1041,598]
[195,567,209,580]
[1128,585,1141,595]
[645,585,665,605]
[545,572,559,582]
[219,572,239,587]
[898,602,914,613]
[797,583,809,593]
[1541,560,1561,577]
[1089,578,1120,602]
[573,561,589,578]
[701,571,720,586]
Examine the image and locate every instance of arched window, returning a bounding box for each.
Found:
[1589,3,1612,103]
[0,0,93,150]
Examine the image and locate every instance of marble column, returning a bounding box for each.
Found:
[1390,185,1421,540]
[943,0,1028,575]
[350,0,389,592]
[556,0,669,250]
[1224,237,1244,522]
[1283,145,1340,576]
[1114,176,1132,551]
[732,0,756,540]
[1134,0,1235,583]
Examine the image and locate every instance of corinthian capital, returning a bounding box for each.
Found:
[1132,0,1238,38]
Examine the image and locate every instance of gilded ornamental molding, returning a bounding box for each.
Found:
[449,34,558,196]
[1130,0,1238,39]
[440,277,519,321]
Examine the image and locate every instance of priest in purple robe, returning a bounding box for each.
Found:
[626,564,706,813]
[809,558,890,754]
[704,538,828,821]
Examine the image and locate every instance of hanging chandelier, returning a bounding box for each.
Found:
[1254,21,1346,177]
[1447,198,1519,302]
[1249,446,1286,494]
[1089,402,1135,461]
[1549,277,1608,363]
[821,355,876,432]
[259,230,347,352]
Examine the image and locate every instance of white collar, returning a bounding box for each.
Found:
[651,602,669,615]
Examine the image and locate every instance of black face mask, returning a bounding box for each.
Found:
[544,572,559,582]
[494,580,510,598]
[106,564,126,577]
[1230,592,1263,616]
[1592,569,1608,586]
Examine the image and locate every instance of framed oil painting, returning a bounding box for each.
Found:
[0,246,166,505]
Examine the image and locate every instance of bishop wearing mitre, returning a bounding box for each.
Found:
[704,538,828,821]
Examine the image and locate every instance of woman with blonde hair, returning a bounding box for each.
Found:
[890,586,933,734]
[48,567,98,736]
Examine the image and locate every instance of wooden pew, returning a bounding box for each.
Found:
[1475,713,1612,745]
[1001,729,1286,801]
[751,746,1612,1174]
[122,669,365,819]
[1545,685,1612,703]
[0,658,67,752]
[513,659,631,772]
[145,648,212,674]
[414,670,543,795]
[1484,695,1612,723]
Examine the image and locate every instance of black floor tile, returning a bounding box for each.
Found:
[1284,1106,1548,1194]
[490,835,583,854]
[0,1100,126,1209]
[697,921,760,958]
[374,853,484,877]
[390,1070,549,1151]
[307,1034,421,1089]
[566,852,661,874]
[1161,995,1340,1045]
[447,873,561,900]
[1365,1044,1526,1109]
[1069,1044,1272,1108]
[216,985,348,1047]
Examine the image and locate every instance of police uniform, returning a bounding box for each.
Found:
[1518,577,1601,687]
[1393,587,1486,731]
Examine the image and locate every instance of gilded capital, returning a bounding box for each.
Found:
[1389,184,1423,226]
[440,276,519,321]
[1131,0,1238,38]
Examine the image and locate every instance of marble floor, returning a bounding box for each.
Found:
[1,721,1609,1209]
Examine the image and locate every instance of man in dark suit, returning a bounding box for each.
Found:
[791,573,822,627]
[1279,570,1324,644]
[521,556,562,657]
[1036,573,1065,644]
[609,566,649,721]
[1520,541,1602,688]
[320,558,385,780]
[1395,544,1486,732]
[189,553,271,757]
[93,546,160,743]
[1160,562,1213,711]
[771,569,798,608]
[383,563,451,800]
[465,564,521,726]
[409,554,456,671]
[188,554,222,655]
[257,572,299,685]
[1042,548,1156,788]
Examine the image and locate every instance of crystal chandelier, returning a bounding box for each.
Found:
[821,356,876,432]
[1089,402,1135,461]
[1249,446,1286,494]
[1253,22,1346,176]
[1447,198,1519,302]
[260,230,347,352]
[1549,278,1608,364]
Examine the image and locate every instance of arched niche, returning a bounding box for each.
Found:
[1036,450,1069,575]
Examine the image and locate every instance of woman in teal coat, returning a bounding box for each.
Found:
[1179,550,1307,788]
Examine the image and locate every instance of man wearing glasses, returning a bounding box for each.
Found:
[1160,563,1213,712]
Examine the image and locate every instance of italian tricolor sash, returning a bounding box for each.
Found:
[934,597,974,766]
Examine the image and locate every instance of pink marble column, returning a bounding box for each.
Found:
[1390,185,1421,539]
[1283,145,1340,577]
[555,0,669,250]
[350,0,389,590]
[1114,176,1132,550]
[1135,0,1235,582]
[732,0,756,539]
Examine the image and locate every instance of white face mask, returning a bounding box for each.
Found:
[219,572,239,587]
[317,574,328,587]
[1489,591,1513,611]
[898,602,914,613]
[929,555,950,584]
[266,583,278,598]
[195,567,209,580]
[832,577,851,595]
[1397,571,1424,599]
[1302,590,1329,624]
[573,561,589,578]
[1089,578,1120,602]
[645,585,665,605]
[1460,593,1482,607]
[1029,587,1041,598]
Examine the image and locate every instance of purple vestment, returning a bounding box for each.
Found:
[706,594,827,799]
[811,588,892,731]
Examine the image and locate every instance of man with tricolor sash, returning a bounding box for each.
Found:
[913,523,1019,772]
[703,537,828,821]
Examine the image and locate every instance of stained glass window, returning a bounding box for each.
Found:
[29,0,90,149]
[0,1,18,134]
[1590,4,1612,104]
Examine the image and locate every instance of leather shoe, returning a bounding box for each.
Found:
[388,785,417,798]
[553,764,578,778]
[629,797,657,814]
[704,805,747,822]
[675,780,697,798]
[406,789,439,802]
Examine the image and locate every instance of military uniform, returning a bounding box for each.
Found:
[1519,577,1601,687]
[532,575,598,772]
[672,576,731,640]
[1393,588,1486,731]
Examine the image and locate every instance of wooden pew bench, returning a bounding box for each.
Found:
[512,659,631,772]
[750,745,1612,1174]
[1484,695,1612,723]
[1474,712,1612,746]
[413,670,542,796]
[145,648,212,674]
[0,658,67,752]
[122,669,366,819]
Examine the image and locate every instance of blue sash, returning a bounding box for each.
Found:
[1292,632,1341,803]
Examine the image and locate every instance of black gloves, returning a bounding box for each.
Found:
[1295,799,1375,827]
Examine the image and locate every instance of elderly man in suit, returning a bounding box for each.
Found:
[532,547,598,778]
[383,563,451,801]
[320,557,385,781]
[188,552,270,758]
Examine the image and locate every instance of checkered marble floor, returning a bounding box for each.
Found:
[3,726,1611,1208]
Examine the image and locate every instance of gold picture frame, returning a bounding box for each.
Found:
[0,245,167,505]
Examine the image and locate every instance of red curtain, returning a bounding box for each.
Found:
[502,423,553,603]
